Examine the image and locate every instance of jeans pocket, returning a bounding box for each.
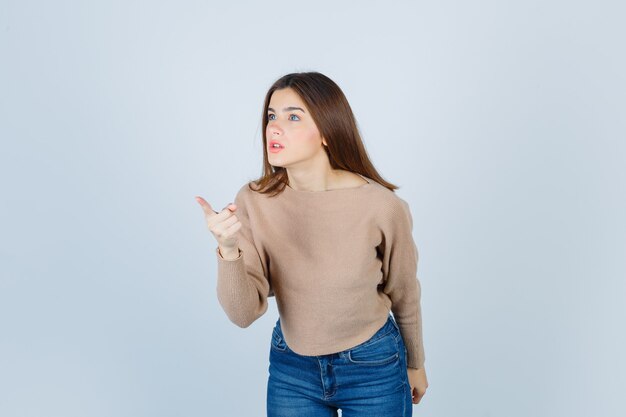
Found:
[271,327,288,352]
[347,332,400,365]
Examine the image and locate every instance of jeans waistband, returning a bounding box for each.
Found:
[274,313,399,355]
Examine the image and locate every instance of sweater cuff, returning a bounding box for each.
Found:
[405,343,425,369]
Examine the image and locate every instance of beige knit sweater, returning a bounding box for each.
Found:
[215,174,425,369]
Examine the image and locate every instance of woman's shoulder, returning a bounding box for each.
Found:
[363,178,406,203]
[362,181,412,220]
[230,181,259,207]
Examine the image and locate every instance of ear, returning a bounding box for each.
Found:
[322,137,328,147]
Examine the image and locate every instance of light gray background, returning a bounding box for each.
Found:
[1,0,624,416]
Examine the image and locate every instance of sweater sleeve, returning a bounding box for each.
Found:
[379,197,425,369]
[215,185,272,328]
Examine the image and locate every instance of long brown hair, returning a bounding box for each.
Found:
[250,71,399,197]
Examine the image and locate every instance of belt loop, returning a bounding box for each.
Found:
[390,314,400,332]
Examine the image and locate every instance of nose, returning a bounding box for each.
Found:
[267,121,283,136]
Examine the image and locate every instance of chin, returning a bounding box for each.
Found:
[268,155,290,168]
[269,160,287,168]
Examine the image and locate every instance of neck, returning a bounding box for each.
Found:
[286,168,343,192]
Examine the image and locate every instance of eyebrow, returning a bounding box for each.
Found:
[267,106,306,113]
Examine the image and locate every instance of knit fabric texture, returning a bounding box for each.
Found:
[215,174,425,369]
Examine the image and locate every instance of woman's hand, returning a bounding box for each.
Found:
[407,366,428,404]
[195,196,240,255]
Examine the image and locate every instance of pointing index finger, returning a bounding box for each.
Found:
[195,196,216,215]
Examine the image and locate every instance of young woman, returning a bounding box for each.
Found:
[196,71,428,416]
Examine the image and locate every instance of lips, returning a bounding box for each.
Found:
[269,140,285,153]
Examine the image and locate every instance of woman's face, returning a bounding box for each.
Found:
[266,87,327,169]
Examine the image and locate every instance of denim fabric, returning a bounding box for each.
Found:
[267,314,412,417]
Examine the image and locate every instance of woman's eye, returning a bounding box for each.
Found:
[267,114,300,121]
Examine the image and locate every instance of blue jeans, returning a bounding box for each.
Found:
[267,314,412,417]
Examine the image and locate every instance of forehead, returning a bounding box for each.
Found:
[268,88,306,109]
